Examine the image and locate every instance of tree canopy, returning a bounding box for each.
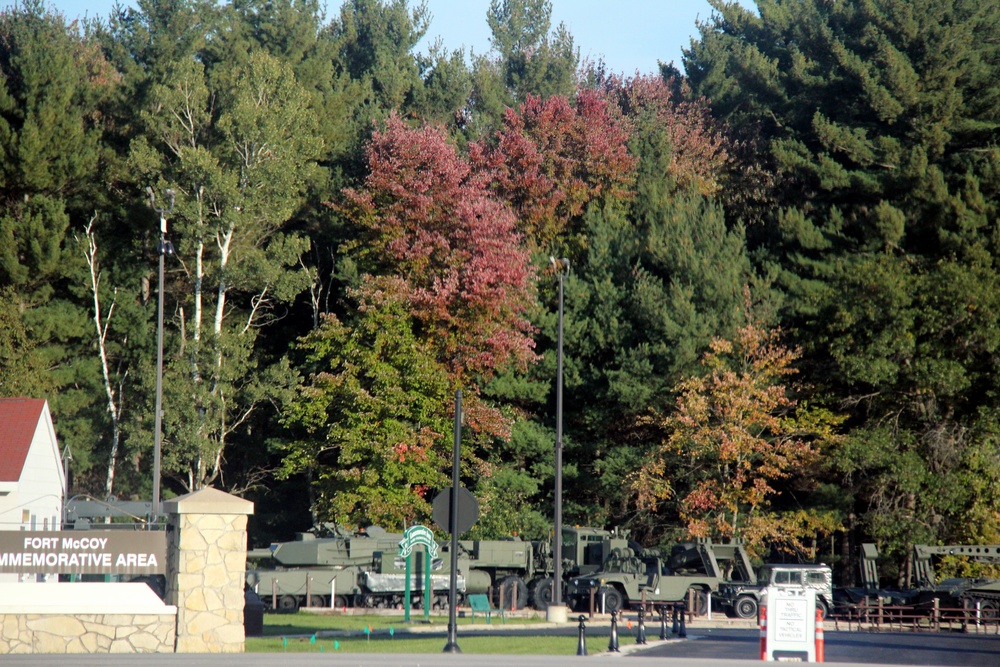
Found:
[3,0,1000,572]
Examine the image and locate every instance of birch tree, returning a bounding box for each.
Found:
[128,51,323,491]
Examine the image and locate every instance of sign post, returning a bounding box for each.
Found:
[398,526,438,624]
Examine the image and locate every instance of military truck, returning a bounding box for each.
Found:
[249,524,633,611]
[910,544,1000,616]
[470,525,634,610]
[717,563,834,619]
[566,538,756,614]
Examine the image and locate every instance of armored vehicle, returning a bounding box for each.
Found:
[718,563,833,619]
[566,538,755,614]
[249,524,634,612]
[248,526,462,611]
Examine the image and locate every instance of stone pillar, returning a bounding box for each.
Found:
[163,487,254,653]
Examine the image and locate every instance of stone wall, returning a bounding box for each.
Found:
[0,487,251,655]
[0,613,175,653]
[164,487,253,653]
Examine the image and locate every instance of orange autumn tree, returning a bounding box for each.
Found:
[635,309,841,556]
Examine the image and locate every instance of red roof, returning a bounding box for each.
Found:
[0,398,46,482]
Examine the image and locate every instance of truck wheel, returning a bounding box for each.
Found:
[735,596,758,619]
[599,586,624,614]
[530,577,553,610]
[816,599,828,620]
[334,595,349,608]
[278,595,299,613]
[496,575,528,610]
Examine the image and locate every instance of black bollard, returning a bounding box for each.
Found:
[636,605,647,645]
[678,601,687,639]
[608,610,620,653]
[576,615,588,656]
[671,603,679,635]
[659,605,669,640]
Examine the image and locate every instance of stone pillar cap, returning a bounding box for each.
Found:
[163,486,254,515]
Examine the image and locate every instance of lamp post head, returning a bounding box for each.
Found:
[549,256,570,276]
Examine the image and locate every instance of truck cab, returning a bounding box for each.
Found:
[719,563,833,619]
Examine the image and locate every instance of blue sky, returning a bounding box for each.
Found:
[36,0,727,75]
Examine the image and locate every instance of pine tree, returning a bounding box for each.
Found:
[686,0,1000,555]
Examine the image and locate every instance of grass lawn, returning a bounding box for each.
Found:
[247,634,612,655]
[260,611,545,635]
[247,611,621,655]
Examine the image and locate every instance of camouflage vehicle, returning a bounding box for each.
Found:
[566,538,756,614]
[249,524,634,611]
[718,563,834,619]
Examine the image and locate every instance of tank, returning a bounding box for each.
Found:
[250,524,637,612]
[248,526,465,612]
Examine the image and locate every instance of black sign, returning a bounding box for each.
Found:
[0,530,167,575]
[432,486,479,535]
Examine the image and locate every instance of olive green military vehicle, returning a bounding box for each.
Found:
[248,526,461,611]
[249,524,634,611]
[566,538,756,614]
[910,544,1000,616]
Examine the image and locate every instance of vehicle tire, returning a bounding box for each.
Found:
[816,599,828,620]
[735,596,759,619]
[599,586,624,614]
[278,595,299,612]
[979,599,999,620]
[309,595,325,609]
[496,575,529,610]
[333,595,349,609]
[690,590,709,616]
[530,577,554,610]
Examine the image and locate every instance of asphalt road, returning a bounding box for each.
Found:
[637,628,1000,666]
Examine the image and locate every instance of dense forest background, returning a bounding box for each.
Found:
[2,0,1000,586]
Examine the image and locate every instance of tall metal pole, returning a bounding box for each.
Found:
[149,188,174,515]
[444,389,462,653]
[551,257,569,619]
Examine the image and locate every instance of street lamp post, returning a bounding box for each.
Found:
[148,187,175,515]
[549,257,570,623]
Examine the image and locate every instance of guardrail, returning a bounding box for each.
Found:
[833,598,1000,634]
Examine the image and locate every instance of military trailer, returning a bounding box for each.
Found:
[566,538,755,614]
[910,544,1000,616]
[717,563,834,619]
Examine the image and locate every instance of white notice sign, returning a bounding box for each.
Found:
[764,586,816,662]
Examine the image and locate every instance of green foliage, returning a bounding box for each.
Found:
[127,50,323,491]
[686,0,1000,554]
[636,312,842,557]
[0,287,52,397]
[281,283,452,528]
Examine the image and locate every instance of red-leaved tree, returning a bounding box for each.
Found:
[470,90,637,250]
[599,73,731,197]
[340,114,537,437]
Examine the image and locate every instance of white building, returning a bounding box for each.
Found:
[0,398,66,582]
